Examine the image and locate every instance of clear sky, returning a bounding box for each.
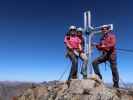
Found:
[0,0,133,83]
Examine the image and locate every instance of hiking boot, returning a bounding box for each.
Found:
[113,83,119,88]
[72,75,77,79]
[83,75,87,79]
[66,80,71,88]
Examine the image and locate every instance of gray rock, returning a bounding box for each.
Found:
[15,79,133,100]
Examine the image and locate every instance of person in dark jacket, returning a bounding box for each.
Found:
[92,25,119,88]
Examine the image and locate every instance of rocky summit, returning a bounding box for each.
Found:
[15,78,133,100]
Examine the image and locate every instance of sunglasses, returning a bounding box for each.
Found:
[101,28,109,30]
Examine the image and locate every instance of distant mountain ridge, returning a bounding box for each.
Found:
[0,81,39,100]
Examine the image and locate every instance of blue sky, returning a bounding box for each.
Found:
[0,0,133,83]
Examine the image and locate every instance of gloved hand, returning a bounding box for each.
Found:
[96,45,102,50]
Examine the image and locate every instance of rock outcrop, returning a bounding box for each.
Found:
[15,79,133,100]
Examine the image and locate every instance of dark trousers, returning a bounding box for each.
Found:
[92,52,119,84]
[67,50,78,81]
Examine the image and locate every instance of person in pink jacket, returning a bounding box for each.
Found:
[64,26,88,85]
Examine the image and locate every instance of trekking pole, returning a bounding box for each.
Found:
[102,61,126,89]
[58,61,71,81]
[116,48,133,53]
[119,77,128,89]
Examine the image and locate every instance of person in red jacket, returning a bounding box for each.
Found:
[92,25,119,88]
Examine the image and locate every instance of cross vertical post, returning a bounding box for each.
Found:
[84,11,94,75]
